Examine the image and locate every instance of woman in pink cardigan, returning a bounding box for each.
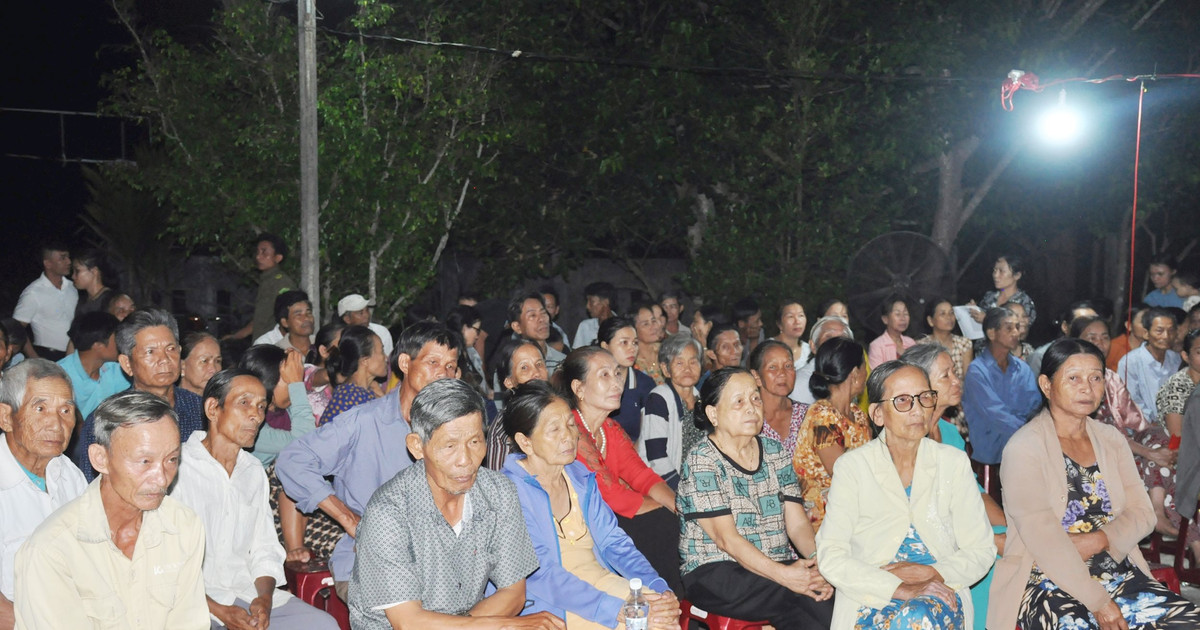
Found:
[989,338,1200,630]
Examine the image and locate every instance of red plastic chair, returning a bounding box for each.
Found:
[1149,564,1181,594]
[284,559,350,630]
[678,599,768,630]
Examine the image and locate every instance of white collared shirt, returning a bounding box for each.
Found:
[171,432,289,608]
[0,435,87,599]
[12,273,78,351]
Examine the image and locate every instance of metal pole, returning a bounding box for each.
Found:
[298,0,321,321]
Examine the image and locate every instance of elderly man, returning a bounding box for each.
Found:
[0,360,88,630]
[74,308,205,480]
[962,306,1041,467]
[507,292,566,375]
[57,312,128,419]
[349,378,562,630]
[1119,307,1182,424]
[276,322,459,598]
[14,390,207,629]
[172,368,337,629]
[13,242,77,361]
[791,315,854,404]
[339,293,394,356]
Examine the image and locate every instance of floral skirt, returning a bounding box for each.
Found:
[1019,553,1200,629]
[855,594,963,630]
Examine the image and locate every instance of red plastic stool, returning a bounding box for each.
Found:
[679,599,768,630]
[1150,564,1182,594]
[284,560,351,630]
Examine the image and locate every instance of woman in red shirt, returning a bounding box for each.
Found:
[558,345,683,595]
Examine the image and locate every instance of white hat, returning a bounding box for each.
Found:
[337,294,375,317]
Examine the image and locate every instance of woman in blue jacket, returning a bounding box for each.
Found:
[500,381,681,629]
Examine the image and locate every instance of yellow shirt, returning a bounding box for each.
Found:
[14,479,209,630]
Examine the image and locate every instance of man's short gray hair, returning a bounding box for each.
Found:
[93,390,179,448]
[0,359,72,411]
[898,343,949,378]
[809,316,853,348]
[658,332,703,369]
[115,308,179,357]
[409,378,486,442]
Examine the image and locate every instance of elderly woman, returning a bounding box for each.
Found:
[917,298,973,380]
[318,325,387,426]
[817,360,996,629]
[484,338,548,471]
[775,299,811,367]
[990,338,1200,630]
[901,344,1008,630]
[751,340,807,458]
[637,333,704,489]
[868,295,916,369]
[502,381,680,629]
[179,331,223,396]
[678,367,833,629]
[793,337,871,531]
[1071,315,1179,537]
[560,346,682,595]
[596,315,656,442]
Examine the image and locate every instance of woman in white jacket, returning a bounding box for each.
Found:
[816,360,996,629]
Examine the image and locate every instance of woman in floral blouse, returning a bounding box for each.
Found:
[793,337,870,531]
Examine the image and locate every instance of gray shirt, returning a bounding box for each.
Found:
[348,460,538,628]
[1174,386,1200,520]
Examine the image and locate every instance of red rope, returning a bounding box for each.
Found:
[1123,81,1145,383]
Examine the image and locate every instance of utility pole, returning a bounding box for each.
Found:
[298,0,321,321]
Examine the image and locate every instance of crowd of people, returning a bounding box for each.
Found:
[1,237,1200,629]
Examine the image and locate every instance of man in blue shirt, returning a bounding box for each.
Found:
[963,307,1042,466]
[56,312,129,419]
[1118,307,1181,423]
[275,322,460,600]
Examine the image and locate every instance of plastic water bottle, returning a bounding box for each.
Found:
[622,577,649,630]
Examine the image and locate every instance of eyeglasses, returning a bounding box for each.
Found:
[877,390,938,412]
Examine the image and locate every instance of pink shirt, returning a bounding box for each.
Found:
[867,333,916,368]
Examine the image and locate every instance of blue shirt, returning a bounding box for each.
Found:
[1117,345,1182,424]
[56,352,130,419]
[502,458,666,624]
[612,367,655,442]
[275,386,413,582]
[74,386,205,481]
[962,351,1041,465]
[1144,287,1184,309]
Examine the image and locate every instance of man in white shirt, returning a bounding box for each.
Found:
[13,242,78,361]
[338,294,394,356]
[172,368,338,629]
[0,360,88,630]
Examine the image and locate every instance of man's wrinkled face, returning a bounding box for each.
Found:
[119,326,181,390]
[399,342,459,396]
[416,413,486,497]
[512,298,550,342]
[0,377,76,464]
[91,418,181,512]
[1145,316,1176,353]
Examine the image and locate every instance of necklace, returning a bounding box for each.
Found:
[580,414,607,456]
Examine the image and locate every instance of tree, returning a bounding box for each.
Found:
[104,0,512,322]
